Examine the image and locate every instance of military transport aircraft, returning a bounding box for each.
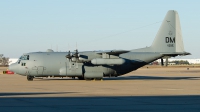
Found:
[9,10,190,81]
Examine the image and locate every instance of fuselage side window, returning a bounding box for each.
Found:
[21,63,26,66]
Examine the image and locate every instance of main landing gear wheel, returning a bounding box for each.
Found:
[78,74,85,80]
[27,76,34,81]
[84,78,95,81]
[78,76,84,80]
[84,78,102,81]
[95,78,102,80]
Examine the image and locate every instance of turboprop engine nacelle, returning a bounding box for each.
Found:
[71,54,89,62]
[91,58,125,65]
[77,54,91,62]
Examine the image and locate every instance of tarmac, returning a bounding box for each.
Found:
[0,66,200,112]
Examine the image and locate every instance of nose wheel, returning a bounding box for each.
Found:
[27,76,34,81]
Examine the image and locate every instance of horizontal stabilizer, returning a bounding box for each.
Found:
[161,52,191,57]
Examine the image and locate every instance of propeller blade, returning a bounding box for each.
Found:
[66,50,72,59]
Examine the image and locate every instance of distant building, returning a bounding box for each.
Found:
[157,59,200,64]
[9,58,18,65]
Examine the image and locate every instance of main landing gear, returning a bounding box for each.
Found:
[78,76,84,80]
[27,75,34,81]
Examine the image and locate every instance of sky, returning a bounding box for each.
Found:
[0,0,200,58]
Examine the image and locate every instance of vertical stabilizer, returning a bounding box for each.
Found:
[150,10,184,53]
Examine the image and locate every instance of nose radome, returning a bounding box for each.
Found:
[9,63,17,73]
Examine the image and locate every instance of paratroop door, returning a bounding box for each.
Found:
[37,66,44,75]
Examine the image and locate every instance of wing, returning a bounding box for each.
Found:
[96,50,130,56]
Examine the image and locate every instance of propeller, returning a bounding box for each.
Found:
[66,50,72,59]
[66,42,80,62]
[66,49,80,62]
[73,49,79,58]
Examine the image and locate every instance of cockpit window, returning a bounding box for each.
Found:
[21,63,26,66]
[19,55,30,60]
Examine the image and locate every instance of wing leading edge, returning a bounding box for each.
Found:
[96,50,130,56]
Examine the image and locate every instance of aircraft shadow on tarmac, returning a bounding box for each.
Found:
[1,95,200,112]
[36,75,200,81]
[104,76,200,80]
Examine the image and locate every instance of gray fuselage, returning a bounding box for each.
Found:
[10,51,163,79]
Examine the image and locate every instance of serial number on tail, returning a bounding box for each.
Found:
[167,44,174,47]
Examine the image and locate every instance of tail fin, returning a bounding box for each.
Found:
[151,10,184,53]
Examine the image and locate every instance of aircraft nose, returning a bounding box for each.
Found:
[9,63,18,73]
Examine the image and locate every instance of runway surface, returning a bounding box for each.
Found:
[0,66,200,112]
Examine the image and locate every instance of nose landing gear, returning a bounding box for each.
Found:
[27,75,34,81]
